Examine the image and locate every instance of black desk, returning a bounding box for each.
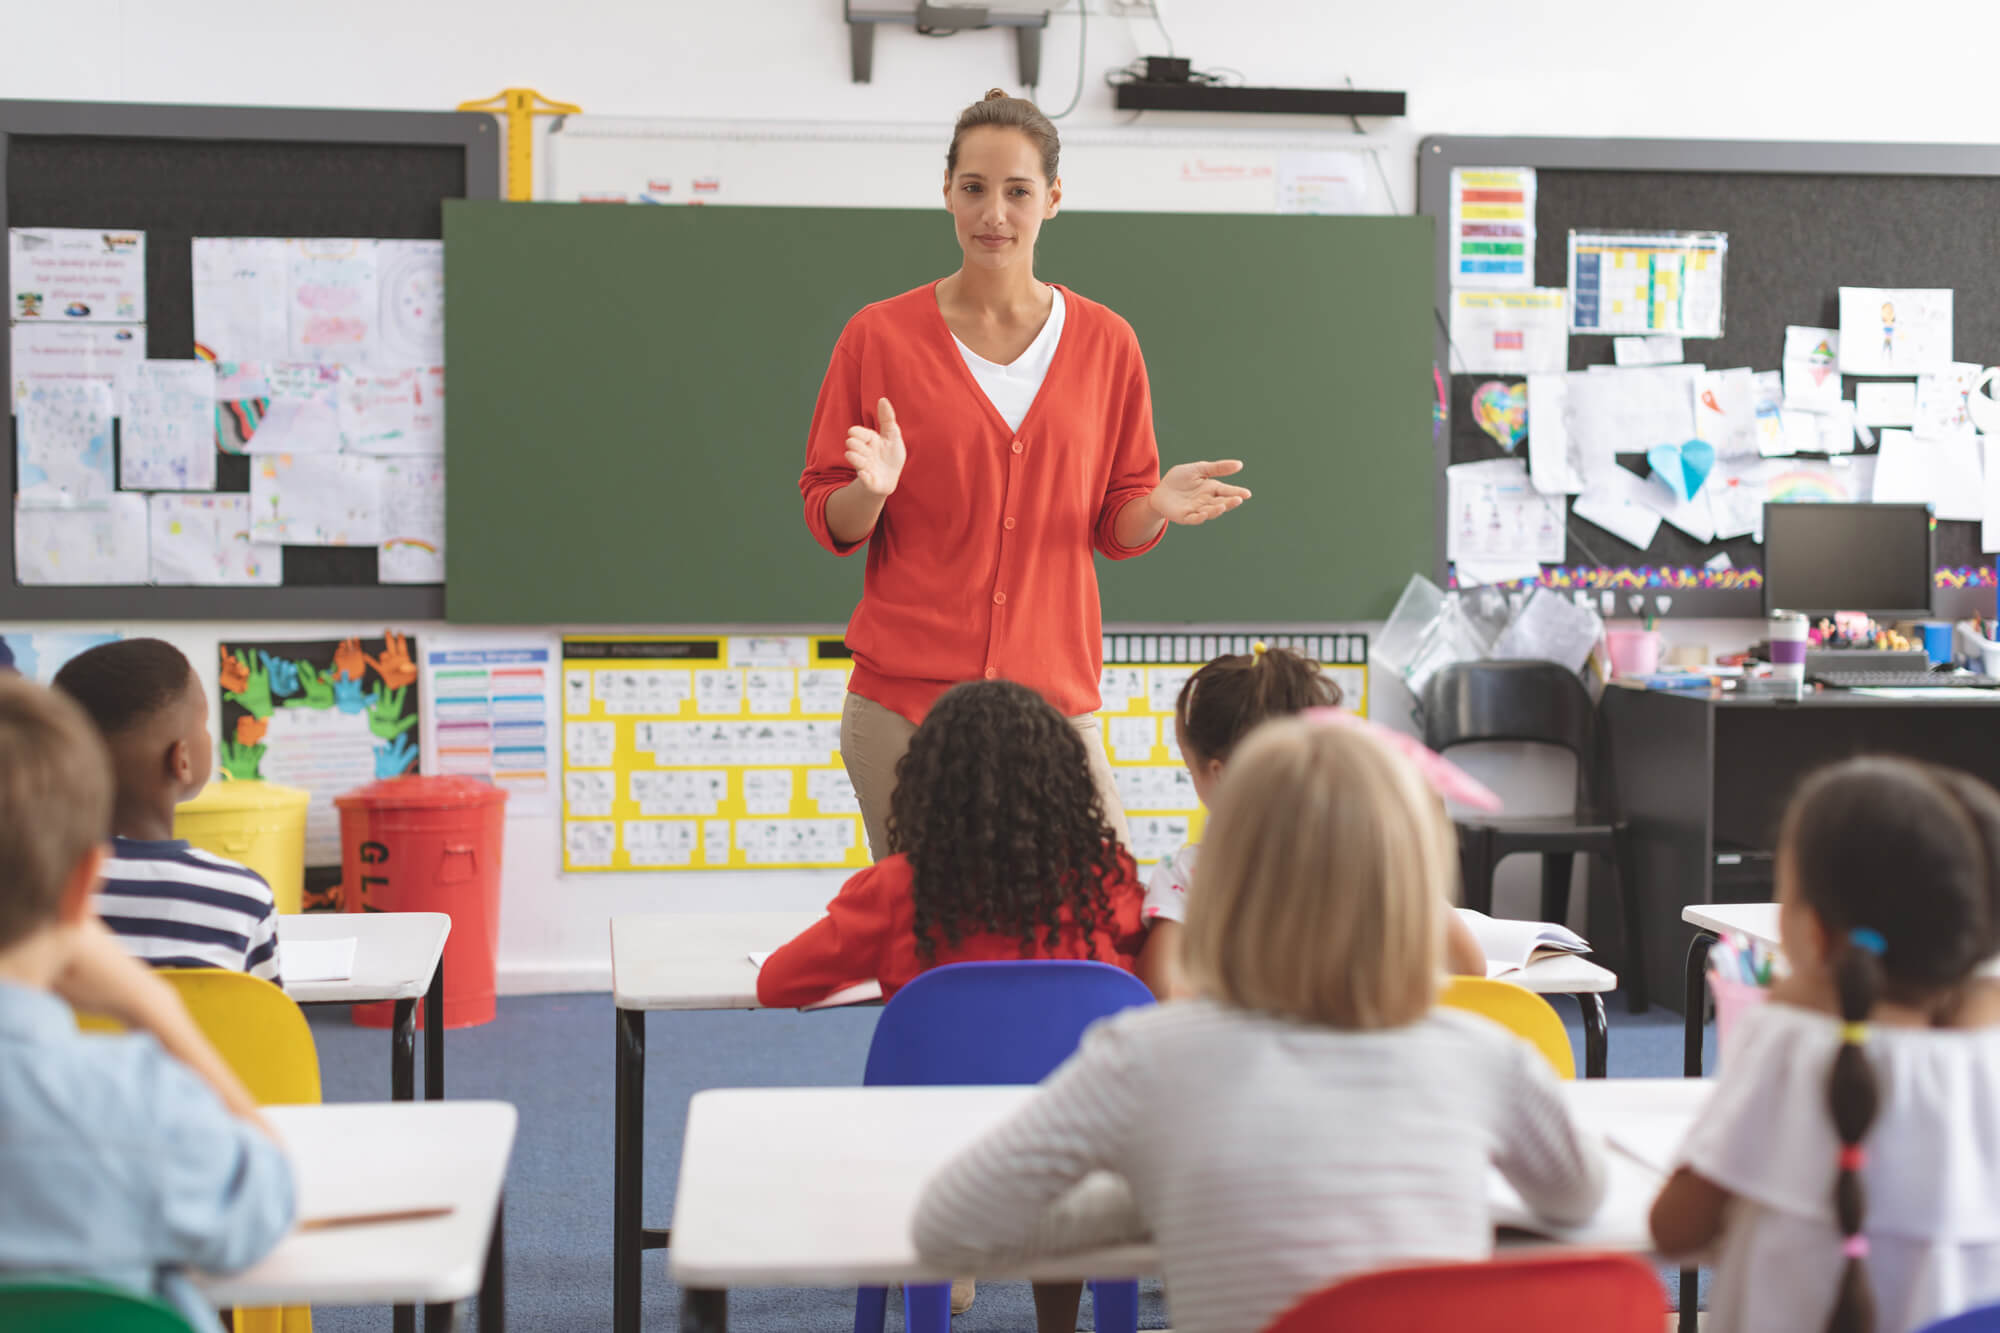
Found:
[1601,687,2000,1013]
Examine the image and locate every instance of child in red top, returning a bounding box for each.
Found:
[758,678,1146,1007]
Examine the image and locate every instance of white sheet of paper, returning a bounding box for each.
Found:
[1986,436,2000,554]
[1873,429,1984,521]
[1488,589,1603,674]
[16,492,148,584]
[1275,150,1370,214]
[10,322,145,404]
[280,936,356,983]
[1839,287,1952,376]
[1693,367,1758,457]
[1916,362,1982,438]
[1564,365,1703,483]
[1854,381,1917,427]
[17,380,114,508]
[192,237,290,364]
[9,227,144,323]
[1526,373,1582,494]
[148,494,282,586]
[1818,405,1859,456]
[1775,410,1821,457]
[1446,457,1565,565]
[339,367,420,453]
[1568,231,1726,337]
[1752,370,1787,456]
[1613,335,1682,366]
[118,360,217,491]
[1572,467,1665,548]
[375,239,446,365]
[410,367,445,453]
[1635,470,1716,541]
[1448,289,1567,374]
[1766,456,1877,505]
[288,238,378,364]
[379,457,445,583]
[247,363,343,454]
[1107,715,1157,762]
[1708,457,1776,542]
[250,453,387,545]
[1782,326,1841,413]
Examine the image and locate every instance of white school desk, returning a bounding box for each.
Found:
[608,910,1620,1333]
[666,1077,1711,1332]
[280,912,451,1101]
[195,1101,514,1333]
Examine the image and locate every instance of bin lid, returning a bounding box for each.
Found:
[335,775,509,811]
[179,778,310,813]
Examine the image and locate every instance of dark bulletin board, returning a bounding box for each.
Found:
[0,98,500,620]
[1419,137,2000,618]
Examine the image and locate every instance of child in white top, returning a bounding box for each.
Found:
[1651,756,2000,1333]
[915,715,1606,1333]
[1138,643,1484,996]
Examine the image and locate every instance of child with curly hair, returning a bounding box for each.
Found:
[757,678,1146,1007]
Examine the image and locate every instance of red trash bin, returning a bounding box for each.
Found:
[336,775,508,1029]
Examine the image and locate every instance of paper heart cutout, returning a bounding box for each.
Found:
[1647,438,1717,504]
[1471,380,1527,450]
[1968,367,2000,436]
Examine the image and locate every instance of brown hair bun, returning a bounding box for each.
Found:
[948,89,1060,184]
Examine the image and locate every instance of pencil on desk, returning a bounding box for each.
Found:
[299,1205,454,1231]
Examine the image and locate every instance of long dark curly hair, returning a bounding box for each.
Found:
[888,679,1125,963]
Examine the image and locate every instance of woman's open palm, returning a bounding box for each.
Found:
[846,397,907,497]
[1154,459,1251,525]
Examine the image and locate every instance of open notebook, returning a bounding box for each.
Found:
[1457,908,1590,978]
[746,952,883,1010]
[278,936,356,983]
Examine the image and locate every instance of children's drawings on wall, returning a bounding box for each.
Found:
[250,454,387,546]
[10,323,144,404]
[17,380,114,508]
[379,458,446,583]
[118,360,219,491]
[375,240,445,366]
[148,494,281,586]
[287,239,378,365]
[15,493,148,584]
[246,364,343,454]
[1838,287,1952,376]
[9,227,145,323]
[217,633,422,869]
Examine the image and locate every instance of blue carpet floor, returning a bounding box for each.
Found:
[303,988,1703,1331]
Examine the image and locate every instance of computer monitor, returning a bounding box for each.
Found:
[1762,502,1934,618]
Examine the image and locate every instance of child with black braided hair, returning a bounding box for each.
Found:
[1651,757,2000,1333]
[758,677,1145,1008]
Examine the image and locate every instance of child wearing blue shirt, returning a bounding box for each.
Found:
[0,676,293,1325]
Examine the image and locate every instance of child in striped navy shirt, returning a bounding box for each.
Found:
[54,640,280,986]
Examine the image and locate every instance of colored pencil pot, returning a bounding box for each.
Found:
[336,776,508,1028]
[174,780,311,915]
[1708,973,1769,1059]
[1604,629,1663,677]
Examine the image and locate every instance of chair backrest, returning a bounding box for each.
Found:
[1918,1304,2000,1333]
[1422,661,1602,812]
[0,1278,199,1331]
[77,969,321,1105]
[1262,1253,1664,1333]
[1438,977,1575,1079]
[862,960,1153,1087]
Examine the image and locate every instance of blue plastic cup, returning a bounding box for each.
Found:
[1923,621,1954,665]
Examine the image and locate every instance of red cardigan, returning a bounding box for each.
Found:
[755,850,1147,1009]
[800,282,1165,724]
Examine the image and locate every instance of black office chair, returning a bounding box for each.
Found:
[1422,661,1647,1013]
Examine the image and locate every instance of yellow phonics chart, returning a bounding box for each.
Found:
[561,632,1367,873]
[1099,632,1368,866]
[561,635,866,873]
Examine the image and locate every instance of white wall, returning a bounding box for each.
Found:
[6,0,1948,989]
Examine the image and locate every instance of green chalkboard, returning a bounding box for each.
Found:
[443,202,1434,624]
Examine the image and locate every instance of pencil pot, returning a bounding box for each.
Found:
[174,780,311,915]
[1708,973,1769,1063]
[1604,629,1663,677]
[336,776,509,1029]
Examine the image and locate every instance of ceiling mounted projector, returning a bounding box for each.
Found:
[844,1,1053,84]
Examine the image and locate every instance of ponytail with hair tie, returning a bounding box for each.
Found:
[1825,925,1885,1333]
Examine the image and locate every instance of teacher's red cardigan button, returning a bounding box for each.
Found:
[984,667,998,679]
[1011,440,1024,453]
[1003,517,1016,530]
[993,592,1007,605]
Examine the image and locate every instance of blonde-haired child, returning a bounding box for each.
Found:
[914,715,1605,1333]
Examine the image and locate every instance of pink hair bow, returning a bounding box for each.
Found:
[1305,707,1504,813]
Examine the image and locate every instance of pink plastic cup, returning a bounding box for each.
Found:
[1605,628,1664,677]
[1709,974,1770,1063]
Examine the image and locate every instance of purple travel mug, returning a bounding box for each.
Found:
[1769,611,1808,688]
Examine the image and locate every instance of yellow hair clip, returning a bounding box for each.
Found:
[1251,640,1268,661]
[1840,1022,1869,1045]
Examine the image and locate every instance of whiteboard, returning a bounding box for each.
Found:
[544,116,1394,214]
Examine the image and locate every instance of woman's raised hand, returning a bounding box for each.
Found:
[1151,460,1251,525]
[845,397,908,498]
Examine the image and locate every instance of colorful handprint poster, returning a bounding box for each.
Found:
[218,632,421,875]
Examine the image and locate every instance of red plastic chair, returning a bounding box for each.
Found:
[1262,1253,1665,1333]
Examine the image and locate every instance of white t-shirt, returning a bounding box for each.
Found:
[1680,1001,2000,1333]
[1143,841,1196,925]
[913,999,1606,1333]
[952,286,1065,432]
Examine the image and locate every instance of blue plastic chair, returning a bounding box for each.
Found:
[856,959,1154,1333]
[1918,1305,2000,1333]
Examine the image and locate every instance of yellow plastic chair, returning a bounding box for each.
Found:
[78,970,319,1333]
[1439,977,1576,1080]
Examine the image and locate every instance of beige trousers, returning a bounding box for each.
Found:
[840,691,1131,861]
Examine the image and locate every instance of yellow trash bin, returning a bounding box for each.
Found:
[173,780,311,915]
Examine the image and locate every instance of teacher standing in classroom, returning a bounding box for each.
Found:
[800,88,1251,857]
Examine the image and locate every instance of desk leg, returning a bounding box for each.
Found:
[482,1193,506,1333]
[425,957,445,1100]
[1579,994,1608,1078]
[394,996,418,1333]
[614,1006,646,1333]
[1679,932,1715,1333]
[682,1288,728,1333]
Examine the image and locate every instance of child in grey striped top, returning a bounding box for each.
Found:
[914,715,1606,1333]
